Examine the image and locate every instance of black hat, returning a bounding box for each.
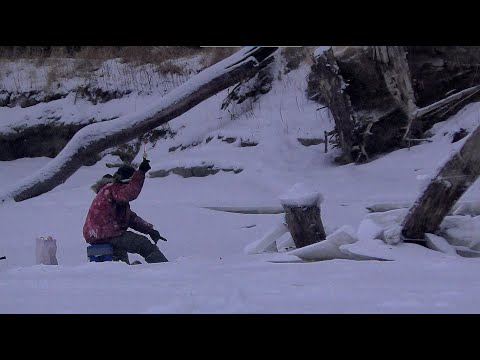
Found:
[115,165,136,180]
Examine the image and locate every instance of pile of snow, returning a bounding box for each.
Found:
[278,182,324,208]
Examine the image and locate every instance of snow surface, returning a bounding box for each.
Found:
[278,182,323,207]
[1,54,480,313]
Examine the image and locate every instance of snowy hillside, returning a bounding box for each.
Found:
[0,57,200,134]
[1,49,480,313]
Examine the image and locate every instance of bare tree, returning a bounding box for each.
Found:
[0,47,278,203]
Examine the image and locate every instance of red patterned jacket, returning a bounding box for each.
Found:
[83,171,153,243]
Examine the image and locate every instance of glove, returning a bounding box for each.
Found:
[149,229,167,244]
[139,158,151,173]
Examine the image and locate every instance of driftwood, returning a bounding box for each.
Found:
[401,124,480,241]
[0,47,278,202]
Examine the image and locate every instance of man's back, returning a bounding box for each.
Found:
[83,170,146,243]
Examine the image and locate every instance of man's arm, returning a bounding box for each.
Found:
[128,208,154,235]
[128,209,167,243]
[110,171,145,203]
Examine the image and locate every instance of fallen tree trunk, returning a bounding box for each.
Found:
[401,124,480,241]
[0,47,278,203]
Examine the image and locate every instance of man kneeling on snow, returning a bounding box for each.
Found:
[83,158,168,264]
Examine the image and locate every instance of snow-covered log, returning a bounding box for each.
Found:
[401,124,480,241]
[0,47,278,202]
[279,183,326,248]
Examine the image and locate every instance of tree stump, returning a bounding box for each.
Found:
[279,183,326,248]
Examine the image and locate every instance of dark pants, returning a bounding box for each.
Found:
[106,231,168,264]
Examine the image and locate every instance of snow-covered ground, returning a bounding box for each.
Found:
[0,57,197,134]
[1,55,480,313]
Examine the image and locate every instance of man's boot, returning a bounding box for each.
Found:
[144,249,168,263]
